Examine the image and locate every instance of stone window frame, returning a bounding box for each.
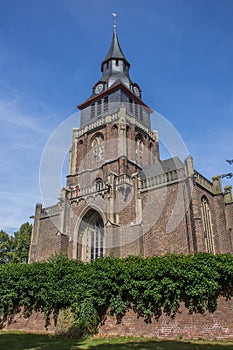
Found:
[78,210,105,262]
[201,196,215,254]
[135,133,144,166]
[91,132,104,163]
[95,177,104,191]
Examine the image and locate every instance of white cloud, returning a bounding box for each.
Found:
[0,190,42,234]
[0,88,62,234]
[0,97,44,132]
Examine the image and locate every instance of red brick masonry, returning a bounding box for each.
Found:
[100,298,233,340]
[1,297,233,340]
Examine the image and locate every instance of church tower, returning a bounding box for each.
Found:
[29,21,233,264]
[65,23,160,261]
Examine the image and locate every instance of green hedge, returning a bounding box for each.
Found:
[1,253,233,337]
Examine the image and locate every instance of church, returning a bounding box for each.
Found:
[29,23,233,263]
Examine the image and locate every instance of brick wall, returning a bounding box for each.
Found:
[2,298,233,340]
[1,310,55,333]
[142,183,192,256]
[29,210,66,263]
[99,298,233,340]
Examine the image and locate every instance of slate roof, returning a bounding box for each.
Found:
[102,27,129,65]
[140,157,185,179]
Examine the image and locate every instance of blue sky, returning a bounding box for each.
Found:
[0,0,233,234]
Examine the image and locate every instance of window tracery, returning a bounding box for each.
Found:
[92,133,104,162]
[201,197,215,254]
[95,178,103,191]
[78,210,104,262]
[135,134,143,166]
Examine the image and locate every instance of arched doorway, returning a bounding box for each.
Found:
[77,209,104,262]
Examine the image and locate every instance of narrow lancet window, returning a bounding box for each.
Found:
[92,133,104,163]
[135,134,143,166]
[78,210,104,262]
[201,197,215,254]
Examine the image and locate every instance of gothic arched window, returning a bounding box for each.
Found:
[201,196,215,254]
[111,124,118,136]
[78,210,104,262]
[149,142,154,165]
[91,133,104,163]
[76,140,84,172]
[95,178,103,191]
[110,124,118,157]
[135,134,144,166]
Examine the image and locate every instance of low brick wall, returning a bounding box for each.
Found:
[1,311,55,333]
[1,298,233,340]
[100,298,233,340]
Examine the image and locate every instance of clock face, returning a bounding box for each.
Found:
[133,86,140,97]
[95,83,104,94]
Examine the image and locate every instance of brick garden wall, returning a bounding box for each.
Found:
[2,298,233,340]
[100,298,233,340]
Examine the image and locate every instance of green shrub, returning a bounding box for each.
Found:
[1,253,233,338]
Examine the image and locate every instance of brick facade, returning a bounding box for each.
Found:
[29,28,233,263]
[29,101,233,262]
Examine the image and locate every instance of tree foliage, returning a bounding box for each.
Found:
[9,222,32,263]
[222,159,233,179]
[0,230,10,262]
[0,223,32,263]
[1,253,233,338]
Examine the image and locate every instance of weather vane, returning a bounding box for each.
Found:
[112,12,117,30]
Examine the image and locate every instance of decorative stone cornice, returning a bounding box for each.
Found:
[75,107,156,141]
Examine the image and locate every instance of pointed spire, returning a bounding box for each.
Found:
[101,14,130,71]
[97,14,135,90]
